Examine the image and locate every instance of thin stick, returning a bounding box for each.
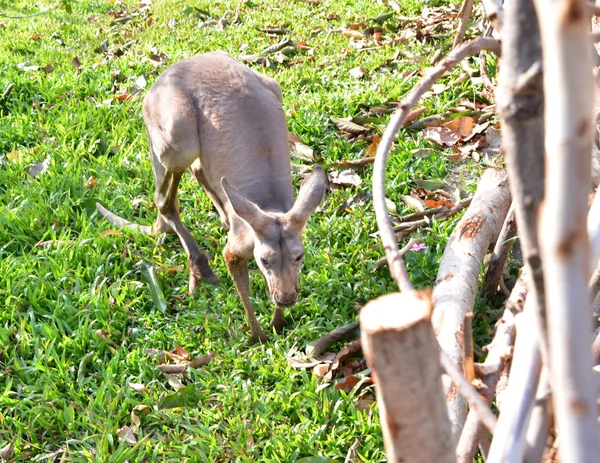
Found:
[453,0,476,48]
[479,51,495,95]
[481,0,503,32]
[373,37,500,293]
[374,238,420,271]
[397,197,473,223]
[484,203,517,298]
[0,4,60,19]
[95,202,153,234]
[440,349,497,434]
[392,197,474,231]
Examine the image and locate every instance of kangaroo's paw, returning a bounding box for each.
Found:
[188,255,219,294]
[269,308,285,334]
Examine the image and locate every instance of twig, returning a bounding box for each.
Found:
[484,203,517,298]
[453,0,476,48]
[440,349,498,434]
[397,197,473,223]
[374,238,420,271]
[479,51,496,96]
[308,321,360,358]
[392,198,473,232]
[95,203,153,234]
[456,275,525,462]
[344,438,361,463]
[373,37,500,293]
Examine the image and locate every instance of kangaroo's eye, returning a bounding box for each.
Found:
[295,253,304,262]
[260,258,270,268]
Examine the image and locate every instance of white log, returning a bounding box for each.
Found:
[360,292,455,463]
[534,0,600,459]
[524,369,552,463]
[432,168,511,437]
[588,189,600,270]
[488,299,543,463]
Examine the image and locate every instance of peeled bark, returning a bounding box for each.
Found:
[534,0,600,458]
[360,292,455,463]
[432,168,511,437]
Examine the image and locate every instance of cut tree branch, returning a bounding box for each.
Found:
[432,168,511,437]
[534,0,600,457]
[372,37,500,293]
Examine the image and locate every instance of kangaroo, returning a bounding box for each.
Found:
[138,51,326,343]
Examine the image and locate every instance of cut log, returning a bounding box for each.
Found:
[360,292,455,463]
[432,168,511,437]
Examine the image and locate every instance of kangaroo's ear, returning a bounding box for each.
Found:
[221,178,271,233]
[285,166,327,233]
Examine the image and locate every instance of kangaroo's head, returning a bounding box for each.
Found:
[221,167,327,308]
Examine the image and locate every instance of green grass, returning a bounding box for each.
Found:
[0,0,496,461]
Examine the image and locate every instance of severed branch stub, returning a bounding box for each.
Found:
[360,291,455,463]
[372,37,500,294]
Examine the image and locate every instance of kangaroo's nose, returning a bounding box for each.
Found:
[274,292,298,307]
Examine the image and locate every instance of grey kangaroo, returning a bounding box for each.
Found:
[140,51,326,342]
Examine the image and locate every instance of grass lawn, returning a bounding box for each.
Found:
[0,0,497,461]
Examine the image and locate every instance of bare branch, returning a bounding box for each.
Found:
[373,37,500,293]
[396,197,473,224]
[392,197,473,232]
[308,321,360,358]
[534,0,600,456]
[453,0,476,48]
[374,238,420,271]
[439,350,498,434]
[484,203,518,298]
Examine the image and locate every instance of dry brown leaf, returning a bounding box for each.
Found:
[331,117,370,134]
[0,442,14,460]
[411,148,436,158]
[402,107,427,127]
[86,176,98,188]
[117,426,137,445]
[42,63,54,73]
[443,116,475,138]
[329,169,363,187]
[313,363,330,378]
[157,364,188,374]
[364,135,380,157]
[101,229,123,237]
[423,127,460,147]
[128,382,149,394]
[400,195,425,212]
[349,66,367,79]
[188,352,216,368]
[288,132,315,162]
[332,157,375,169]
[341,30,365,40]
[173,345,190,361]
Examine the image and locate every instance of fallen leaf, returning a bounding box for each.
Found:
[329,169,362,187]
[27,157,50,178]
[1,442,14,459]
[30,33,41,40]
[157,364,188,374]
[411,148,435,158]
[423,127,460,147]
[6,150,24,163]
[400,195,425,212]
[288,132,315,162]
[168,18,176,29]
[425,198,454,208]
[189,352,216,368]
[135,75,147,89]
[331,117,370,134]
[17,63,39,72]
[174,344,190,361]
[129,383,149,393]
[414,178,446,190]
[42,63,54,73]
[86,176,98,188]
[334,375,370,393]
[117,426,137,445]
[443,116,475,138]
[402,107,427,127]
[349,66,367,79]
[158,384,200,409]
[364,135,380,157]
[313,363,330,377]
[162,372,185,391]
[341,30,365,40]
[72,56,82,70]
[385,198,398,215]
[331,157,374,168]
